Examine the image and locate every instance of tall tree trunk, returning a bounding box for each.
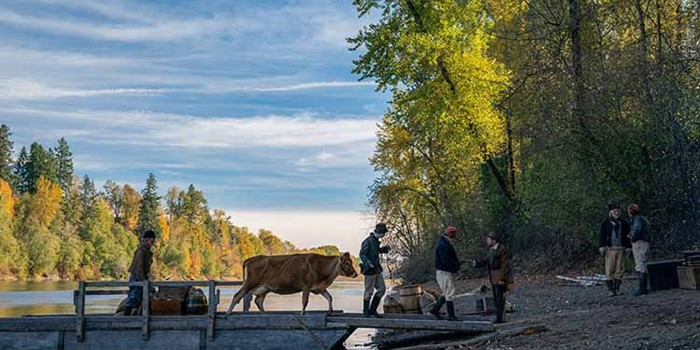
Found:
[635,0,654,106]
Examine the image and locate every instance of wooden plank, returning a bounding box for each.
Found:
[85,281,243,288]
[74,290,130,296]
[205,329,348,350]
[64,330,201,350]
[76,281,86,342]
[0,331,60,350]
[207,280,216,341]
[327,316,495,333]
[142,280,150,341]
[220,310,344,316]
[337,312,488,322]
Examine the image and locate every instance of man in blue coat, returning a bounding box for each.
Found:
[429,226,460,321]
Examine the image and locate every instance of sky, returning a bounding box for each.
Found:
[0,0,389,254]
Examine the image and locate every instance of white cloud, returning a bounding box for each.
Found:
[0,78,166,100]
[3,107,380,149]
[0,9,244,42]
[228,209,376,254]
[230,81,376,93]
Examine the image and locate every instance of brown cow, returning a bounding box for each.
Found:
[225,252,358,316]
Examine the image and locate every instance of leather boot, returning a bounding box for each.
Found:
[606,280,615,297]
[614,279,622,295]
[429,296,446,320]
[633,272,648,296]
[362,299,371,317]
[446,301,458,321]
[369,295,382,318]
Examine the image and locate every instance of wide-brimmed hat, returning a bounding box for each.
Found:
[374,223,388,234]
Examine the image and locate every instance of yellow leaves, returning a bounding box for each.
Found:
[32,176,63,227]
[0,179,15,221]
[158,212,170,242]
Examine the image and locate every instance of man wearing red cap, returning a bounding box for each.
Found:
[429,226,460,321]
[628,204,651,296]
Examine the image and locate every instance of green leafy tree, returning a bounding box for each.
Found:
[27,142,58,193]
[136,173,161,238]
[54,138,74,195]
[0,125,13,183]
[12,147,29,194]
[0,179,21,276]
[103,180,124,223]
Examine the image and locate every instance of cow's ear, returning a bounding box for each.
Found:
[343,252,350,258]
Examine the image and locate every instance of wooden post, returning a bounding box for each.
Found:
[142,280,150,341]
[76,281,86,342]
[207,280,217,341]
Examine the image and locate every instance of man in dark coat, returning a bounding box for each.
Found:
[598,203,631,296]
[429,226,460,321]
[359,223,390,317]
[628,204,651,296]
[123,230,156,316]
[473,232,513,323]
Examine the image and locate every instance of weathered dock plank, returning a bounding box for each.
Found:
[327,315,495,333]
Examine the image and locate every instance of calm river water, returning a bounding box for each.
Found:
[0,279,378,349]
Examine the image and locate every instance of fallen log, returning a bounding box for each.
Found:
[388,323,547,350]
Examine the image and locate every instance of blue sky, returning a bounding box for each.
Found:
[0,0,388,253]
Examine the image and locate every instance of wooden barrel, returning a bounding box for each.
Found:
[396,285,422,314]
[185,288,208,315]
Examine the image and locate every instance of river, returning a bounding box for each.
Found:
[0,280,377,349]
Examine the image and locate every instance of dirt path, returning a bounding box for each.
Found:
[413,276,700,349]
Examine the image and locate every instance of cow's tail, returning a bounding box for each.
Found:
[241,258,250,283]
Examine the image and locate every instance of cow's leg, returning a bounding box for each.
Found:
[254,292,267,312]
[320,290,333,315]
[226,283,252,317]
[301,289,310,315]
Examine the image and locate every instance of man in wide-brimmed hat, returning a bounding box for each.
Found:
[473,232,513,323]
[359,223,390,317]
[599,202,631,296]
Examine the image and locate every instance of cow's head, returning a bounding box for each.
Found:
[339,252,358,278]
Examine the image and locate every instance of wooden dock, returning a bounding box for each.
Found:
[0,280,496,350]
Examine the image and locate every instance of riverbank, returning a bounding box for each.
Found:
[402,275,700,349]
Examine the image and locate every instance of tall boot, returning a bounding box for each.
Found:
[613,279,622,295]
[633,272,648,296]
[429,296,446,320]
[446,301,458,321]
[362,299,371,317]
[369,295,382,318]
[494,286,506,323]
[606,280,615,297]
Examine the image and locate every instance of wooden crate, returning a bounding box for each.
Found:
[677,266,700,290]
[647,259,683,290]
[383,304,402,314]
[151,299,184,315]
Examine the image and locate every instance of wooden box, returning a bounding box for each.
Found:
[475,297,496,314]
[647,259,683,290]
[383,304,403,314]
[677,266,700,290]
[151,299,185,315]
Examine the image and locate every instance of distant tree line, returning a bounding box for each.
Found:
[0,124,345,280]
[350,0,700,280]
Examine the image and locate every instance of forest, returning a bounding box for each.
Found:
[0,124,344,280]
[350,0,700,280]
